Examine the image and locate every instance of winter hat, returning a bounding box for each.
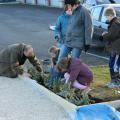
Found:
[64,0,79,6]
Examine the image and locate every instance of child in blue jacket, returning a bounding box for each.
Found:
[55,5,72,48]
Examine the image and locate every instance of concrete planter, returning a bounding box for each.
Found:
[35,80,120,111]
[32,79,120,120]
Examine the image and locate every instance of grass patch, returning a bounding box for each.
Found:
[90,66,120,102]
[91,66,110,88]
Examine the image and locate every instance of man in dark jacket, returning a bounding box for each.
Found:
[0,43,42,78]
[58,0,93,62]
[102,7,120,88]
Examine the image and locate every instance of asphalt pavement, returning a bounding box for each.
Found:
[0,4,108,66]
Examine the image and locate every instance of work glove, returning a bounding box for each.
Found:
[84,45,90,53]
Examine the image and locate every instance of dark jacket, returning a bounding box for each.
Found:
[0,43,42,78]
[55,12,71,44]
[103,17,120,54]
[65,5,93,48]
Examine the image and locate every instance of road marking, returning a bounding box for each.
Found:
[84,52,109,61]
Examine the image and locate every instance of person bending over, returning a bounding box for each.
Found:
[0,43,42,78]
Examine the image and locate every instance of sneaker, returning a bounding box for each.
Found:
[107,82,119,88]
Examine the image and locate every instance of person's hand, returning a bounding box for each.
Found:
[102,31,108,36]
[55,35,60,42]
[16,62,19,66]
[13,62,19,67]
[84,45,90,53]
[23,72,32,78]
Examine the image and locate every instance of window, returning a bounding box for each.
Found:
[101,8,107,23]
[115,7,120,17]
[92,7,102,21]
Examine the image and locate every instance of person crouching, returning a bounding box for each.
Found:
[48,46,64,87]
[57,57,93,90]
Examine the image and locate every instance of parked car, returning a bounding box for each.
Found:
[83,0,111,10]
[90,4,120,47]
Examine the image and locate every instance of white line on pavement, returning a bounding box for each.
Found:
[83,51,109,61]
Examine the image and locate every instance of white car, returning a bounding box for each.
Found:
[90,4,120,47]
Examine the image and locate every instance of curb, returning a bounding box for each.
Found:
[27,79,76,120]
[29,79,120,111]
[31,80,77,112]
[36,82,120,109]
[26,78,120,120]
[104,100,120,109]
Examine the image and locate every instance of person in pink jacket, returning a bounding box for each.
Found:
[57,57,93,90]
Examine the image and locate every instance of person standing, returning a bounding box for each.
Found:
[55,4,72,48]
[58,0,93,62]
[101,7,120,88]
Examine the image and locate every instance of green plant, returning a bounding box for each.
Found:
[52,78,62,93]
[28,67,92,106]
[28,67,45,85]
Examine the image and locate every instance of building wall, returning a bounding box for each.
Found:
[18,0,64,8]
[51,0,63,8]
[37,0,48,5]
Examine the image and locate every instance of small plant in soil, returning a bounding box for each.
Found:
[28,67,91,106]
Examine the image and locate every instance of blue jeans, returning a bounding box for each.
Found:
[109,53,120,73]
[58,44,82,62]
[49,66,64,86]
[57,43,63,48]
[109,53,120,83]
